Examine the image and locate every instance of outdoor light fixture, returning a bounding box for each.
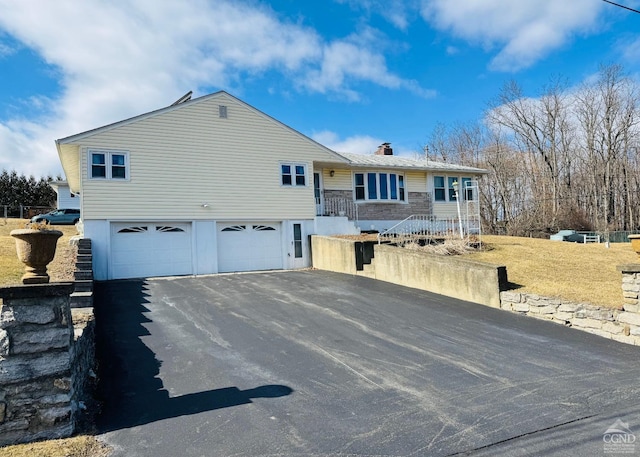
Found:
[330,170,335,177]
[201,203,210,208]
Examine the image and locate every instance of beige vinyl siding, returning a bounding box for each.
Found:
[323,169,426,195]
[433,202,462,219]
[74,94,339,220]
[322,168,352,190]
[406,171,426,193]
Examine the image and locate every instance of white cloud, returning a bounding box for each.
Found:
[421,0,603,71]
[620,36,640,63]
[0,41,14,58]
[334,0,414,31]
[446,45,459,56]
[0,0,431,176]
[300,27,434,101]
[303,36,401,101]
[312,130,383,154]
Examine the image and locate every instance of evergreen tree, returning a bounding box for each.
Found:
[0,170,57,217]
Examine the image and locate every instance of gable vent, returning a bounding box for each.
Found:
[219,105,228,118]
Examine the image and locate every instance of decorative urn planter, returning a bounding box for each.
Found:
[10,228,63,284]
[628,234,640,257]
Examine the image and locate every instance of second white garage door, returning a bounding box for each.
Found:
[217,222,283,273]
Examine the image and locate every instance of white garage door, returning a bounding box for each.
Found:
[217,222,283,273]
[111,222,192,279]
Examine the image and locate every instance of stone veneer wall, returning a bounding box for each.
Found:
[0,284,77,445]
[323,190,433,220]
[500,263,640,346]
[0,239,96,446]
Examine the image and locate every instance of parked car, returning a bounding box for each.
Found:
[31,208,80,225]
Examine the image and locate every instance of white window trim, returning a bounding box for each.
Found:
[353,171,406,203]
[280,162,308,187]
[88,149,130,181]
[433,175,474,202]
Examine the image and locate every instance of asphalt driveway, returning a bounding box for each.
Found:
[94,270,640,456]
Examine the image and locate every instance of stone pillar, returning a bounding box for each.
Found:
[0,283,75,446]
[615,265,640,344]
[617,264,640,313]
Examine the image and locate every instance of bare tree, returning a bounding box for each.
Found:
[487,78,573,228]
[424,64,640,237]
[574,64,640,232]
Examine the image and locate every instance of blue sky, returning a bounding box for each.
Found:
[0,0,639,177]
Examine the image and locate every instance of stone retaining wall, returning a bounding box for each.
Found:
[500,265,640,347]
[500,292,640,346]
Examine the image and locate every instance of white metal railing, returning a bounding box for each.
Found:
[377,214,479,246]
[318,198,358,221]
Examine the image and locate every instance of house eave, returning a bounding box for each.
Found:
[56,141,81,194]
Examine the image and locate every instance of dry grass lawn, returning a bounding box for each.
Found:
[0,218,78,285]
[0,436,110,457]
[468,235,639,308]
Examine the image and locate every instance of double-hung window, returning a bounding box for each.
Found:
[281,163,307,186]
[434,175,475,202]
[434,176,446,201]
[89,150,128,180]
[354,172,405,201]
[462,177,473,201]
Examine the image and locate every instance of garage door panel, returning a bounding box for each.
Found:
[218,222,282,273]
[111,222,192,279]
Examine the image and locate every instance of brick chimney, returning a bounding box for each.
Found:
[375,143,393,156]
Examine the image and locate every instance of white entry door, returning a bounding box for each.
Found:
[217,222,283,273]
[290,222,307,268]
[314,172,324,216]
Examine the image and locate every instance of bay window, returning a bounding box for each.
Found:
[354,172,405,201]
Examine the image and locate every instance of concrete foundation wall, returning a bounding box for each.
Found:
[311,236,506,308]
[373,244,506,308]
[311,236,358,275]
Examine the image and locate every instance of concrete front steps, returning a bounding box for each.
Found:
[70,238,93,309]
